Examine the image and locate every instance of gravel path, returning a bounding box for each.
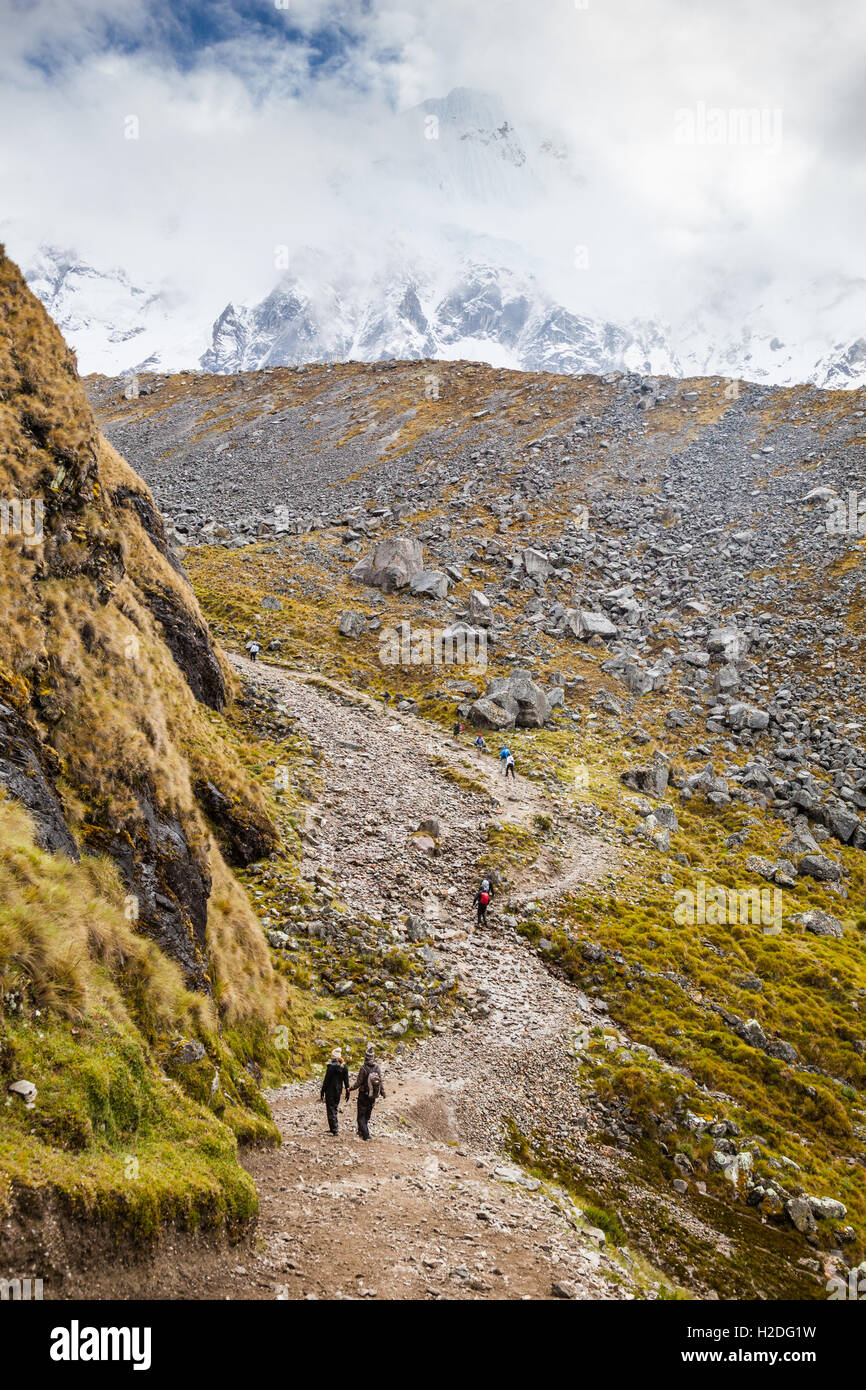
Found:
[193,655,645,1299]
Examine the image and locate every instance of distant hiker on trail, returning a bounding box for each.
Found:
[453,719,463,737]
[473,877,494,926]
[246,640,261,662]
[499,745,512,775]
[349,1046,385,1141]
[474,735,486,752]
[504,752,516,780]
[320,1047,351,1135]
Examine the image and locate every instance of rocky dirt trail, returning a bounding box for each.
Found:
[189,654,651,1300]
[229,652,612,1040]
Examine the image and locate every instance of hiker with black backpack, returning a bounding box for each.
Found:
[319,1047,351,1135]
[472,877,494,927]
[349,1045,386,1140]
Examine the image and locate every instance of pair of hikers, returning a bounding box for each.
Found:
[499,745,516,779]
[319,1045,385,1140]
[472,875,495,926]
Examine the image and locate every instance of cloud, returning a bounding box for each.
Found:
[0,0,862,344]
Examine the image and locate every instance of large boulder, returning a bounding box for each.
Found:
[681,762,730,804]
[779,821,822,857]
[350,536,423,593]
[338,611,367,638]
[523,547,551,581]
[601,654,655,696]
[508,674,550,727]
[797,853,843,884]
[467,590,493,627]
[484,670,550,728]
[786,1198,818,1237]
[789,909,844,938]
[727,702,770,732]
[824,804,861,844]
[807,1196,847,1221]
[565,610,618,641]
[707,627,747,660]
[621,751,670,799]
[410,569,449,600]
[441,622,489,663]
[469,670,551,729]
[468,696,516,731]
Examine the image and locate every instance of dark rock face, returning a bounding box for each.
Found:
[113,486,186,576]
[0,253,271,1009]
[195,779,279,867]
[140,585,227,711]
[0,702,79,859]
[87,790,212,991]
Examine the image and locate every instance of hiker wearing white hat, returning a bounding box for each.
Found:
[320,1047,350,1135]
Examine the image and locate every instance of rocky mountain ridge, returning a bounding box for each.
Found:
[27,241,866,390]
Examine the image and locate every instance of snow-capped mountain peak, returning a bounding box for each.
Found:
[16,90,866,390]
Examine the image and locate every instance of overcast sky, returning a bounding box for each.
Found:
[1,0,863,333]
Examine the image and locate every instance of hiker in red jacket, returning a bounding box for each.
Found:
[349,1046,386,1140]
[472,877,494,926]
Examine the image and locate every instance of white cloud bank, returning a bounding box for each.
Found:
[1,0,863,359]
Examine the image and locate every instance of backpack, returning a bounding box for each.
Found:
[480,891,490,906]
[366,1066,382,1099]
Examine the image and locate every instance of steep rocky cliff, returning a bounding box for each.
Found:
[0,250,295,1268]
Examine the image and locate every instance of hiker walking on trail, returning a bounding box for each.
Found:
[474,735,486,752]
[453,719,464,737]
[499,745,511,775]
[320,1047,350,1135]
[349,1046,385,1141]
[504,751,516,781]
[246,639,261,662]
[473,877,494,926]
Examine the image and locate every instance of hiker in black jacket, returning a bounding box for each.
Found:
[349,1045,386,1140]
[320,1047,350,1135]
